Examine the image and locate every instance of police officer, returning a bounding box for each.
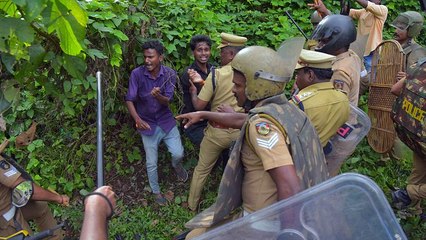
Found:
[391,11,426,82]
[390,58,426,221]
[390,11,426,160]
[292,49,350,148]
[0,142,69,239]
[187,33,246,211]
[0,81,68,239]
[180,42,328,239]
[311,14,362,106]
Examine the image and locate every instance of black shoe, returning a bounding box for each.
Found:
[391,189,411,210]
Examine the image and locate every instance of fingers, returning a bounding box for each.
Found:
[61,195,70,207]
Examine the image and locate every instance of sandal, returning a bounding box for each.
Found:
[155,193,167,206]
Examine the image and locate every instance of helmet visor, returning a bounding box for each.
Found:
[276,37,306,80]
[391,15,410,31]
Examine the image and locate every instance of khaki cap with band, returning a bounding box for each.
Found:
[295,49,336,70]
[217,32,247,49]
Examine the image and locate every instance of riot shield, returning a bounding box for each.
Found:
[326,105,371,177]
[367,40,404,153]
[194,173,406,240]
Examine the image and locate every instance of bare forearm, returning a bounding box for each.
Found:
[199,111,247,129]
[191,95,208,111]
[32,184,62,204]
[126,101,140,120]
[80,207,108,240]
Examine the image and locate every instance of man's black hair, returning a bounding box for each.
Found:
[142,40,164,55]
[304,67,333,81]
[189,35,212,51]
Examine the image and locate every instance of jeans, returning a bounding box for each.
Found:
[363,51,374,73]
[141,126,184,194]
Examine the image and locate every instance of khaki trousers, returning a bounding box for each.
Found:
[0,201,63,239]
[188,125,239,211]
[407,153,426,214]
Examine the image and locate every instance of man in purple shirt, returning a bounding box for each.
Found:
[125,40,187,206]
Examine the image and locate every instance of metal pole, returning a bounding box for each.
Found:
[285,11,309,40]
[96,71,104,187]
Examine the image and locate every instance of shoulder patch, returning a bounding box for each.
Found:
[298,91,314,101]
[0,160,10,170]
[256,132,279,150]
[333,80,345,90]
[255,122,271,135]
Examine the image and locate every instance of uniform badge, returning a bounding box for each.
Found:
[333,80,345,90]
[255,122,270,135]
[256,132,279,150]
[0,160,10,170]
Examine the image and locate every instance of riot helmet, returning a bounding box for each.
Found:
[231,38,304,101]
[391,11,424,38]
[311,15,356,54]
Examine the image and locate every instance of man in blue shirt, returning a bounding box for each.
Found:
[125,40,187,206]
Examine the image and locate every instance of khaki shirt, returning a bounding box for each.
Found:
[350,2,388,56]
[241,115,293,213]
[331,50,361,105]
[291,82,350,147]
[198,64,243,113]
[0,157,21,217]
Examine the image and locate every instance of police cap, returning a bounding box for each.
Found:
[217,33,247,49]
[295,49,335,70]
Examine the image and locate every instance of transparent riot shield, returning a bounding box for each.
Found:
[194,173,406,240]
[325,104,371,177]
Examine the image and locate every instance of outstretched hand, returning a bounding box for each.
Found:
[176,112,204,129]
[188,69,204,83]
[307,0,328,18]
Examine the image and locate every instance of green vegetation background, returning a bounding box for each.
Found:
[0,0,425,238]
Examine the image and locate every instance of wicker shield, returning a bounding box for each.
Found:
[367,40,404,153]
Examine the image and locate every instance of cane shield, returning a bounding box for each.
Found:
[367,40,404,153]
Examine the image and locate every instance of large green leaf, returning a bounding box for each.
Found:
[0,0,18,16]
[63,54,86,79]
[0,17,35,43]
[48,0,88,56]
[21,0,48,22]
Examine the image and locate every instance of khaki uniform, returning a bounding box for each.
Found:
[241,116,293,213]
[331,50,361,105]
[291,82,350,147]
[188,64,244,210]
[0,156,62,239]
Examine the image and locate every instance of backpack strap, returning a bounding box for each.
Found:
[211,66,216,93]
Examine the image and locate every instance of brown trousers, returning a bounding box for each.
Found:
[407,153,426,214]
[0,201,63,239]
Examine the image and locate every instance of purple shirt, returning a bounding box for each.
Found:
[125,65,177,136]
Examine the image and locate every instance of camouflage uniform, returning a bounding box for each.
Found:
[391,60,426,215]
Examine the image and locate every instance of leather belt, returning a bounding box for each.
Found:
[209,121,228,129]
